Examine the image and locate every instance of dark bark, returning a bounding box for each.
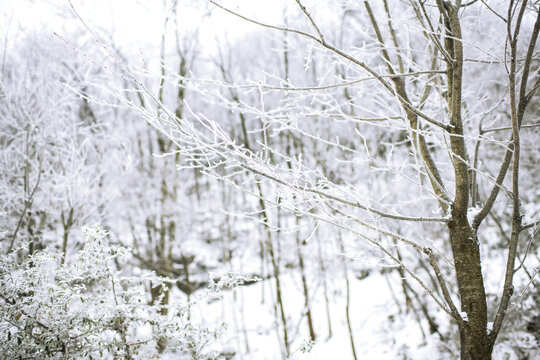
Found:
[447,216,490,360]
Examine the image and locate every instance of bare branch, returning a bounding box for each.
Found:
[241,163,449,223]
[294,0,325,42]
[491,1,538,344]
[208,0,320,42]
[483,121,540,133]
[480,0,508,23]
[474,6,540,230]
[209,0,452,131]
[423,247,463,323]
[521,219,540,232]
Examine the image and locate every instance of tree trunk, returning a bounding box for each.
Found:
[448,216,490,360]
[337,232,358,360]
[295,220,316,340]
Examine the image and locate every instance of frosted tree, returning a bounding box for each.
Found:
[0,32,128,259]
[116,1,539,359]
[7,0,537,358]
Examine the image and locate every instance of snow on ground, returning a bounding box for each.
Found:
[182,271,440,359]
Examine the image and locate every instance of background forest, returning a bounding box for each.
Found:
[1,0,539,359]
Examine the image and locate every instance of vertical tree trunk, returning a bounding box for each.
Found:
[262,201,290,356]
[60,207,74,266]
[337,232,358,360]
[448,218,490,360]
[316,233,333,339]
[295,216,316,340]
[436,2,490,358]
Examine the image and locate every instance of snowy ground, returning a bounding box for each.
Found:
[184,271,448,360]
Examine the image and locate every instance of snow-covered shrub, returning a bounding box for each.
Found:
[0,225,230,360]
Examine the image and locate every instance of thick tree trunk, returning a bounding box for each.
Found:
[448,216,490,360]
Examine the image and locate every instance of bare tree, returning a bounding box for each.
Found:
[120,1,539,358]
[44,0,540,357]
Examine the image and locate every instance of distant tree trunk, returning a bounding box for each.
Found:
[60,207,74,265]
[337,232,358,360]
[260,198,289,356]
[285,133,316,341]
[316,233,333,339]
[295,215,316,340]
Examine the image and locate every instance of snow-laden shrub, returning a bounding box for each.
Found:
[0,225,235,360]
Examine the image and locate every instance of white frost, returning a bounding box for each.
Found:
[467,206,482,224]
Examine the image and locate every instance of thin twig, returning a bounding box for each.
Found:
[241,163,449,223]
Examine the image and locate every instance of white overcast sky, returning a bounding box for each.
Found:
[1,0,293,55]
